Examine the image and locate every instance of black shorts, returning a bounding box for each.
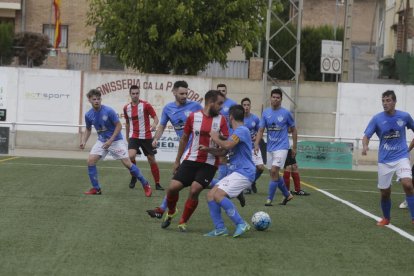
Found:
[173,160,217,188]
[284,149,297,168]
[128,138,157,156]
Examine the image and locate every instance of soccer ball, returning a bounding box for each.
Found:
[251,211,271,231]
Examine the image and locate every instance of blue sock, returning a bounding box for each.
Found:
[219,197,243,226]
[406,195,414,220]
[380,198,391,220]
[254,169,263,182]
[268,180,278,201]
[217,164,228,180]
[88,165,100,189]
[160,196,167,211]
[208,200,225,229]
[130,164,148,186]
[277,178,290,197]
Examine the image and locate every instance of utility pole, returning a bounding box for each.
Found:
[341,0,353,82]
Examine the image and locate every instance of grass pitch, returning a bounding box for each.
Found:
[0,156,413,276]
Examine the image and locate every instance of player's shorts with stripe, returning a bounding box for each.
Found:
[283,148,296,168]
[173,160,217,188]
[216,172,252,198]
[378,158,412,189]
[90,140,129,160]
[128,138,156,156]
[266,150,288,169]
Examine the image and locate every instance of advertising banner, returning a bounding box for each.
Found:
[296,141,353,170]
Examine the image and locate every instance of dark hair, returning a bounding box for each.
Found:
[205,90,224,103]
[173,80,188,90]
[129,85,139,93]
[229,105,244,122]
[241,97,251,105]
[217,83,227,89]
[271,88,283,98]
[87,89,101,98]
[382,90,396,101]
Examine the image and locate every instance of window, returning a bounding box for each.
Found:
[42,24,68,48]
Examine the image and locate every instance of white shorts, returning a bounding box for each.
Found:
[266,150,288,170]
[217,172,252,198]
[90,140,129,160]
[252,148,264,166]
[377,158,412,189]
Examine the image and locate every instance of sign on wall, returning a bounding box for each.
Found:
[321,40,342,74]
[296,141,353,170]
[0,127,9,154]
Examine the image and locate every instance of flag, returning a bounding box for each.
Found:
[53,0,61,48]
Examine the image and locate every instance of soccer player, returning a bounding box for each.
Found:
[241,97,265,194]
[362,90,414,226]
[161,90,229,232]
[283,147,310,196]
[80,89,150,195]
[146,80,202,218]
[123,85,163,193]
[254,88,297,206]
[399,138,414,209]
[202,105,255,237]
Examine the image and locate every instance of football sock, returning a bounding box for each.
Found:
[254,169,263,182]
[130,164,148,186]
[150,163,160,184]
[87,165,100,189]
[179,198,198,224]
[129,159,136,176]
[219,197,243,225]
[268,180,278,201]
[166,193,179,215]
[406,195,414,219]
[277,177,290,197]
[208,200,225,229]
[292,172,301,192]
[380,198,391,220]
[217,164,228,180]
[160,196,167,211]
[283,171,291,190]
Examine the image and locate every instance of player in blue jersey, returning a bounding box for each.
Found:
[254,88,297,206]
[362,90,414,226]
[146,80,202,219]
[241,97,265,194]
[201,105,254,237]
[80,89,151,195]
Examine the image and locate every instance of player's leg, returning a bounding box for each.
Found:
[266,150,292,206]
[84,140,105,195]
[205,185,228,236]
[283,165,292,191]
[127,138,140,189]
[291,163,310,196]
[396,158,414,224]
[161,179,184,229]
[146,154,163,190]
[376,162,394,226]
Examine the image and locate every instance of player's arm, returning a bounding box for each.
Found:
[290,126,298,157]
[362,135,370,155]
[198,145,228,156]
[152,124,166,148]
[409,139,414,152]
[210,130,238,150]
[103,122,122,149]
[80,127,92,149]
[151,115,159,132]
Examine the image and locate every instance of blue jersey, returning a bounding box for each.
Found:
[259,107,295,151]
[220,97,237,128]
[243,113,260,146]
[228,125,256,182]
[160,101,202,138]
[85,105,123,143]
[364,110,414,163]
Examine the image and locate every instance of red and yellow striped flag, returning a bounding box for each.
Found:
[53,0,61,48]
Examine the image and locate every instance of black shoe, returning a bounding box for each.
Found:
[294,190,310,196]
[237,192,246,207]
[251,182,257,193]
[155,183,164,191]
[279,193,294,205]
[129,177,137,189]
[243,189,252,194]
[147,207,164,219]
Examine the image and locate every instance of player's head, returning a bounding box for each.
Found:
[205,90,225,117]
[270,88,283,108]
[229,105,244,123]
[216,83,227,98]
[87,89,102,109]
[241,97,251,115]
[173,80,189,105]
[129,85,140,103]
[382,90,396,113]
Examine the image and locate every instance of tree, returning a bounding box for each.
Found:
[86,0,267,74]
[14,32,51,67]
[0,23,14,65]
